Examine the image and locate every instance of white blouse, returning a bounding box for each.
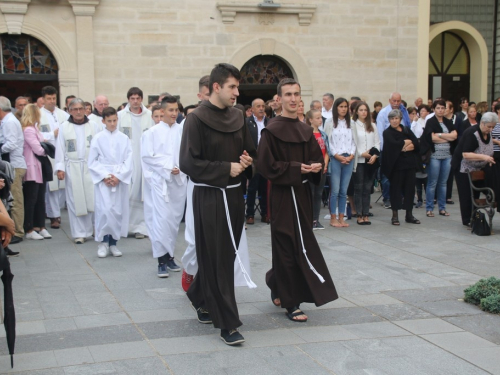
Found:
[351,120,380,171]
[329,118,356,157]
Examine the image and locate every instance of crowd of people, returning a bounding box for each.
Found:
[0,62,499,346]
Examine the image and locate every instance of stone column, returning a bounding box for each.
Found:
[68,0,100,102]
[416,0,431,100]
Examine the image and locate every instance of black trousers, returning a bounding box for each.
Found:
[455,170,480,225]
[416,177,427,202]
[23,181,46,231]
[446,170,454,200]
[389,168,416,212]
[353,164,377,216]
[246,173,268,217]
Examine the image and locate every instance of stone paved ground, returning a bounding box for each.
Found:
[1,196,500,374]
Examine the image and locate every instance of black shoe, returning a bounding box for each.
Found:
[220,329,245,345]
[10,236,22,244]
[5,247,19,257]
[191,303,212,324]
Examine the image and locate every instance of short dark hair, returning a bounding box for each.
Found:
[102,107,117,119]
[160,95,178,109]
[127,87,143,100]
[84,101,92,108]
[417,104,431,115]
[460,97,468,103]
[432,99,446,109]
[446,100,454,112]
[494,103,500,113]
[41,86,57,97]
[183,104,198,116]
[277,78,300,96]
[323,93,334,100]
[350,96,361,101]
[209,63,241,95]
[199,75,210,91]
[65,95,76,102]
[373,101,382,108]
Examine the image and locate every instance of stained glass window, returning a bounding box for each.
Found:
[240,56,293,85]
[1,34,58,75]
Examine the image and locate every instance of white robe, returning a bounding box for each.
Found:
[181,179,197,274]
[118,104,153,235]
[55,120,102,238]
[141,121,187,258]
[88,128,133,242]
[40,107,69,218]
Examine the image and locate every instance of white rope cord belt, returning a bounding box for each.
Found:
[192,182,257,288]
[291,180,325,283]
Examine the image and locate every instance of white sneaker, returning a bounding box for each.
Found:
[38,229,52,239]
[135,233,145,239]
[97,243,109,258]
[74,237,85,244]
[26,231,44,240]
[109,245,122,257]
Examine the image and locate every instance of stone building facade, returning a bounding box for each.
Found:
[0,0,495,109]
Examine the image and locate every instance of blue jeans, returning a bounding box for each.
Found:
[102,234,117,247]
[425,157,451,212]
[329,154,354,215]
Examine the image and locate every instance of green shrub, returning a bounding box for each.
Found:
[480,295,500,314]
[464,277,500,306]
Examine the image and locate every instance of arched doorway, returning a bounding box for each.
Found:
[0,34,59,104]
[428,31,470,107]
[238,55,294,105]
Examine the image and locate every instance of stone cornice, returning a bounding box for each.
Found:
[216,2,316,26]
[0,0,31,34]
[67,0,100,16]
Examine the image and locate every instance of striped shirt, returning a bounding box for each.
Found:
[493,123,500,152]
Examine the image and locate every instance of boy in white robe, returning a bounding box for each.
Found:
[55,98,102,244]
[88,107,133,257]
[151,105,163,125]
[141,96,187,277]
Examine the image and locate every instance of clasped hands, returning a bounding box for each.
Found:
[402,140,414,152]
[361,151,378,165]
[230,150,253,177]
[301,163,322,174]
[104,174,120,187]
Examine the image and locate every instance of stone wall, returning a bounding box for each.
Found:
[7,0,422,108]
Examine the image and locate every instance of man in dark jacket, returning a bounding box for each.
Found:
[245,98,269,224]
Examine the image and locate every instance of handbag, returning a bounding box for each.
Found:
[471,209,490,236]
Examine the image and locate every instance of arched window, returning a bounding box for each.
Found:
[0,34,58,77]
[240,55,293,85]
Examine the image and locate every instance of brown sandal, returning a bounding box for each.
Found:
[50,219,60,229]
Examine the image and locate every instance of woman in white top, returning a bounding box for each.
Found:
[351,102,380,225]
[328,98,356,228]
[411,104,430,139]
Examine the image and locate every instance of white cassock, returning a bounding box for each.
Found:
[88,129,133,242]
[55,119,102,238]
[141,121,187,258]
[118,104,153,236]
[39,107,69,218]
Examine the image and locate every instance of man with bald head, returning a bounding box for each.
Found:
[245,98,269,224]
[88,95,109,124]
[377,92,411,208]
[414,97,423,108]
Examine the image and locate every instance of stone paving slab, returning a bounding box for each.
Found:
[0,201,499,374]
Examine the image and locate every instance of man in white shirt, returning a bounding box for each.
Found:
[322,93,334,120]
[39,86,70,229]
[0,97,27,244]
[118,87,154,239]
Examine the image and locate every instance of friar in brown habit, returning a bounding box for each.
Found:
[179,63,256,346]
[257,78,338,322]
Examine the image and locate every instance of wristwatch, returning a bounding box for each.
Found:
[439,133,442,138]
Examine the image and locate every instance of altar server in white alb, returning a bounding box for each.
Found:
[88,107,133,258]
[141,96,187,278]
[55,98,102,244]
[118,87,153,239]
[39,85,69,229]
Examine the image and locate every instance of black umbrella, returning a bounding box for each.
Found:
[0,244,15,368]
